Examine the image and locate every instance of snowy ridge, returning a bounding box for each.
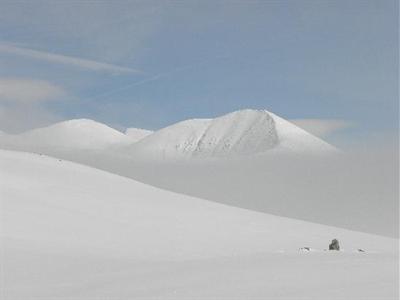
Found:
[268,112,338,153]
[127,109,338,160]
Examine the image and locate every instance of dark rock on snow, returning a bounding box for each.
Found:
[329,239,340,250]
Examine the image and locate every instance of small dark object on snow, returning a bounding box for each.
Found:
[357,249,365,252]
[299,247,311,251]
[329,239,340,251]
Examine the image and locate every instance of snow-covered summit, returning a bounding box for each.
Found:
[17,119,130,150]
[127,109,338,160]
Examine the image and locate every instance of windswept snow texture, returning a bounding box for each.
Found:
[1,150,398,299]
[127,109,337,160]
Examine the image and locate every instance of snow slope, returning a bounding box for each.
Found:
[125,127,153,142]
[126,109,337,160]
[3,149,393,259]
[1,150,397,299]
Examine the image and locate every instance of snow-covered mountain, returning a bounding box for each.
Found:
[19,119,129,149]
[0,109,337,159]
[126,109,338,160]
[0,119,140,151]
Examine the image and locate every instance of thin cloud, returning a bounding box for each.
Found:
[0,103,62,134]
[0,78,65,103]
[290,119,353,138]
[0,43,140,74]
[0,78,66,133]
[85,62,204,102]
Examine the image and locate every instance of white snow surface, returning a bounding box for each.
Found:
[125,127,153,142]
[0,119,152,151]
[15,119,131,149]
[126,109,338,160]
[4,149,392,259]
[1,149,398,299]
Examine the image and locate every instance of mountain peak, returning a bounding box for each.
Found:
[127,109,338,160]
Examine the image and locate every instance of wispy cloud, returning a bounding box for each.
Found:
[0,103,61,134]
[85,62,205,102]
[0,43,140,74]
[0,78,65,103]
[290,119,353,138]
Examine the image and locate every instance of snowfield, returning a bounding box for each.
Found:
[0,109,396,237]
[1,149,398,299]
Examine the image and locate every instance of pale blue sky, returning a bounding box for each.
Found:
[0,0,398,147]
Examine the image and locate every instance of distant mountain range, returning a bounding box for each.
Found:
[0,109,338,159]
